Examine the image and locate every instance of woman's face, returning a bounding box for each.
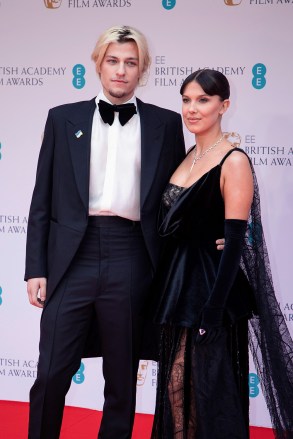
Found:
[181,80,229,135]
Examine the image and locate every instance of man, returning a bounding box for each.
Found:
[25,25,185,439]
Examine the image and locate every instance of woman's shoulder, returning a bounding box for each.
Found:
[220,148,254,197]
[220,147,251,168]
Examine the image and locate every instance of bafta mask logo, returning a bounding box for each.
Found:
[224,131,241,148]
[44,0,62,9]
[224,0,242,5]
[137,360,149,386]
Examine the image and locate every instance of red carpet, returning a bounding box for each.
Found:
[0,401,275,438]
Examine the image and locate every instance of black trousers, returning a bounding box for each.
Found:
[28,216,153,439]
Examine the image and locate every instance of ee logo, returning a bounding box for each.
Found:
[249,373,260,398]
[252,63,266,90]
[247,220,262,246]
[0,286,2,305]
[72,64,86,89]
[162,0,176,10]
[72,362,85,384]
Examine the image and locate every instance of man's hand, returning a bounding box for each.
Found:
[27,278,47,308]
[216,238,225,251]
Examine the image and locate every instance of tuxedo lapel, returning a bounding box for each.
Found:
[66,99,96,211]
[138,99,165,208]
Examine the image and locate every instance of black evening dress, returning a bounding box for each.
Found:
[149,148,293,439]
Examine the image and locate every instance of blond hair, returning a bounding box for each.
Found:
[91,25,151,86]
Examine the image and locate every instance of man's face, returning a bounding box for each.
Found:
[98,41,140,104]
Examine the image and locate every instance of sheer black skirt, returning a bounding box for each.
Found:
[151,320,249,439]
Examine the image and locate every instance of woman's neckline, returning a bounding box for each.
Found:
[169,147,241,190]
[169,163,220,191]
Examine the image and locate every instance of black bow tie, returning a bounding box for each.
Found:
[98,99,137,126]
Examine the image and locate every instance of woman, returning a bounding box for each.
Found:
[149,69,293,438]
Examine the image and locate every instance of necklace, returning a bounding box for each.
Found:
[189,134,225,174]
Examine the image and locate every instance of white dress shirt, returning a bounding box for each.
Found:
[88,92,141,221]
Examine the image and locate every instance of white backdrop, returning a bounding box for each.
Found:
[0,0,292,430]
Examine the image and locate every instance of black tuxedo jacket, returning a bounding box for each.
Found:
[25,97,185,357]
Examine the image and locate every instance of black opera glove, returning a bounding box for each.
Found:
[196,219,247,345]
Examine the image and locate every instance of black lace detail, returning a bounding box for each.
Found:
[151,326,197,439]
[241,165,293,438]
[152,325,249,439]
[162,183,185,209]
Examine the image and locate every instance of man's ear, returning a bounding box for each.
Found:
[95,62,101,76]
